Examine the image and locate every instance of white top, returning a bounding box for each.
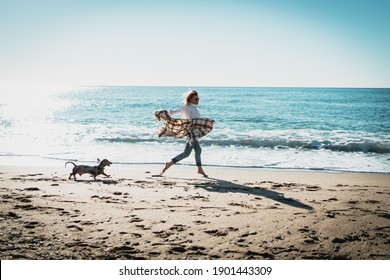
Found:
[169,104,201,120]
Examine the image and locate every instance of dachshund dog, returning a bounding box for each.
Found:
[65,159,112,180]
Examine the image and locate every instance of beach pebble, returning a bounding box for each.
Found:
[240,231,257,237]
[326,212,336,218]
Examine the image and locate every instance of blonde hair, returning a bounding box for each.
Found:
[182,90,198,106]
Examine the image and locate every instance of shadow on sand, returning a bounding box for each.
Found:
[71,178,119,185]
[194,177,314,211]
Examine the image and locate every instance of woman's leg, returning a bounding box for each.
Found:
[193,141,207,177]
[161,142,193,174]
[172,142,193,163]
[193,140,202,166]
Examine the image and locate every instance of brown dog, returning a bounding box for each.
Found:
[65,159,112,180]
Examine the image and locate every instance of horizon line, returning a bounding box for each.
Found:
[1,84,389,90]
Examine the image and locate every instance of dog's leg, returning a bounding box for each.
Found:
[102,172,110,178]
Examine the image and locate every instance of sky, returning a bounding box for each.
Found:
[0,0,389,88]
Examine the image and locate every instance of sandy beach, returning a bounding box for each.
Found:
[0,157,389,260]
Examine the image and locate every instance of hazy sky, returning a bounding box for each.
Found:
[1,0,389,87]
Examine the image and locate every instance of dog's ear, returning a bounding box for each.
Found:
[97,158,100,163]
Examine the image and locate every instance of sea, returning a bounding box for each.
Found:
[0,86,389,173]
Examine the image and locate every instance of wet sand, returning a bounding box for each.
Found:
[1,159,389,260]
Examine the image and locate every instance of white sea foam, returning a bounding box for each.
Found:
[0,86,389,173]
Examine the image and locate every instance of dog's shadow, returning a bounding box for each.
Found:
[194,177,314,211]
[72,178,119,185]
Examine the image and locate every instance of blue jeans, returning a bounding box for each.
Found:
[172,140,202,166]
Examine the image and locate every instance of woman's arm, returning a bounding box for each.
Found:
[169,106,183,116]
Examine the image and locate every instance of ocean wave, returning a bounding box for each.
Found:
[96,137,390,154]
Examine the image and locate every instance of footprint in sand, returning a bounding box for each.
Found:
[152,230,171,239]
[169,224,189,232]
[204,227,238,237]
[129,217,144,223]
[193,220,209,225]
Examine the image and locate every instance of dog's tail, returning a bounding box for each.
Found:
[65,161,76,168]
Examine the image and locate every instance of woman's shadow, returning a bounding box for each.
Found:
[194,177,314,211]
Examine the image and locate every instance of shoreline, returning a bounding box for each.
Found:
[0,158,389,260]
[1,154,389,175]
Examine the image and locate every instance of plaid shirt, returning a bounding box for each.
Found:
[154,110,214,142]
